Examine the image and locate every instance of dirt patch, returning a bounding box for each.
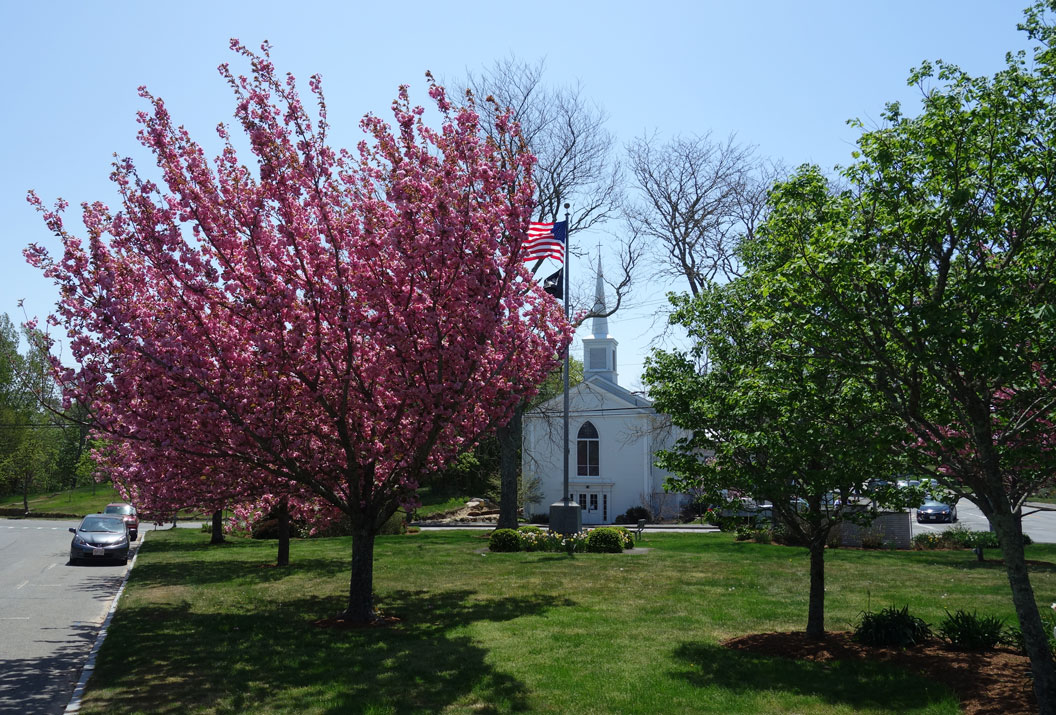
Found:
[723,631,1035,714]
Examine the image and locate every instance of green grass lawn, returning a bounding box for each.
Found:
[0,483,126,516]
[79,530,1056,714]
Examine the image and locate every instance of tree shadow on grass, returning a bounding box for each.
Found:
[129,554,350,589]
[670,641,954,713]
[899,553,1056,574]
[84,589,575,714]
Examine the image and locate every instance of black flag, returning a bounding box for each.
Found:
[542,268,563,299]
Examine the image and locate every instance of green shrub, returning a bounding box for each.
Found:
[377,511,407,535]
[751,529,773,544]
[489,528,522,552]
[911,532,942,550]
[860,533,885,549]
[909,528,1032,550]
[622,506,650,523]
[735,525,753,541]
[938,609,1005,651]
[517,525,543,535]
[586,527,626,553]
[853,605,931,648]
[1003,608,1056,655]
[603,526,634,549]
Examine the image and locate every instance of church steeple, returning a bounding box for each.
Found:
[582,259,618,385]
[590,262,611,339]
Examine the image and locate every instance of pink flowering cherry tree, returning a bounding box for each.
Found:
[26,41,570,624]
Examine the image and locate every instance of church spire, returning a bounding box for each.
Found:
[591,258,610,339]
[582,255,618,385]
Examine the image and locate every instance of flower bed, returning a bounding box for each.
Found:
[489,526,634,553]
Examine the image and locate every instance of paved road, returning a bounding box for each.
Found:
[912,498,1056,544]
[0,519,137,715]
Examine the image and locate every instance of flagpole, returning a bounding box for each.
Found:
[546,205,579,535]
[562,203,571,511]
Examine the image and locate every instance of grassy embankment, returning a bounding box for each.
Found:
[75,528,1056,714]
[0,483,125,516]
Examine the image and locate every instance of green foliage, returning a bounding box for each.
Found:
[911,528,1033,550]
[0,480,125,516]
[377,511,408,536]
[585,527,627,553]
[910,533,944,550]
[1003,606,1056,656]
[0,314,90,501]
[860,533,886,550]
[853,606,932,648]
[488,528,522,552]
[751,528,773,545]
[938,610,1005,651]
[489,528,626,554]
[614,505,650,524]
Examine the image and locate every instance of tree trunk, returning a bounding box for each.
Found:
[22,471,30,514]
[276,498,290,567]
[342,526,377,623]
[210,509,225,544]
[806,535,827,640]
[496,404,524,530]
[992,510,1056,714]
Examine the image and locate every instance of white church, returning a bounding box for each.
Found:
[521,268,688,525]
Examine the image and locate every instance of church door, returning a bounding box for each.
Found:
[576,491,609,525]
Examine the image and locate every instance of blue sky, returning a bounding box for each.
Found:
[0,1,1033,389]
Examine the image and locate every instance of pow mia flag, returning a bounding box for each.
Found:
[542,268,563,300]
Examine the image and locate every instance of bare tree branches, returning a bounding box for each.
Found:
[466,56,623,234]
[626,132,780,295]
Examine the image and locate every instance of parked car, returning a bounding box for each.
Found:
[69,514,130,565]
[916,499,958,523]
[103,502,139,540]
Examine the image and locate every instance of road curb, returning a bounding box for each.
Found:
[64,532,145,713]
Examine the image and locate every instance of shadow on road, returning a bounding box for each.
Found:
[0,621,98,715]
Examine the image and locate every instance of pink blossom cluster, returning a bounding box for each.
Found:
[912,369,1056,500]
[25,41,572,528]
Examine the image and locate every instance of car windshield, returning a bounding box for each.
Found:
[922,500,947,508]
[104,505,133,515]
[80,516,126,533]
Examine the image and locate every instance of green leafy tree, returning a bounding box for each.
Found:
[746,4,1056,706]
[645,280,911,640]
[0,314,65,504]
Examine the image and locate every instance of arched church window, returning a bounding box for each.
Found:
[577,421,600,476]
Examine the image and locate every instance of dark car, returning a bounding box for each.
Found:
[69,514,130,564]
[103,502,139,540]
[916,499,958,523]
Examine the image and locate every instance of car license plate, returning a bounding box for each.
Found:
[92,547,105,556]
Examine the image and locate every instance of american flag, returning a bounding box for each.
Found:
[522,221,567,263]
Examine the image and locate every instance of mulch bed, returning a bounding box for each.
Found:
[724,631,1035,714]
